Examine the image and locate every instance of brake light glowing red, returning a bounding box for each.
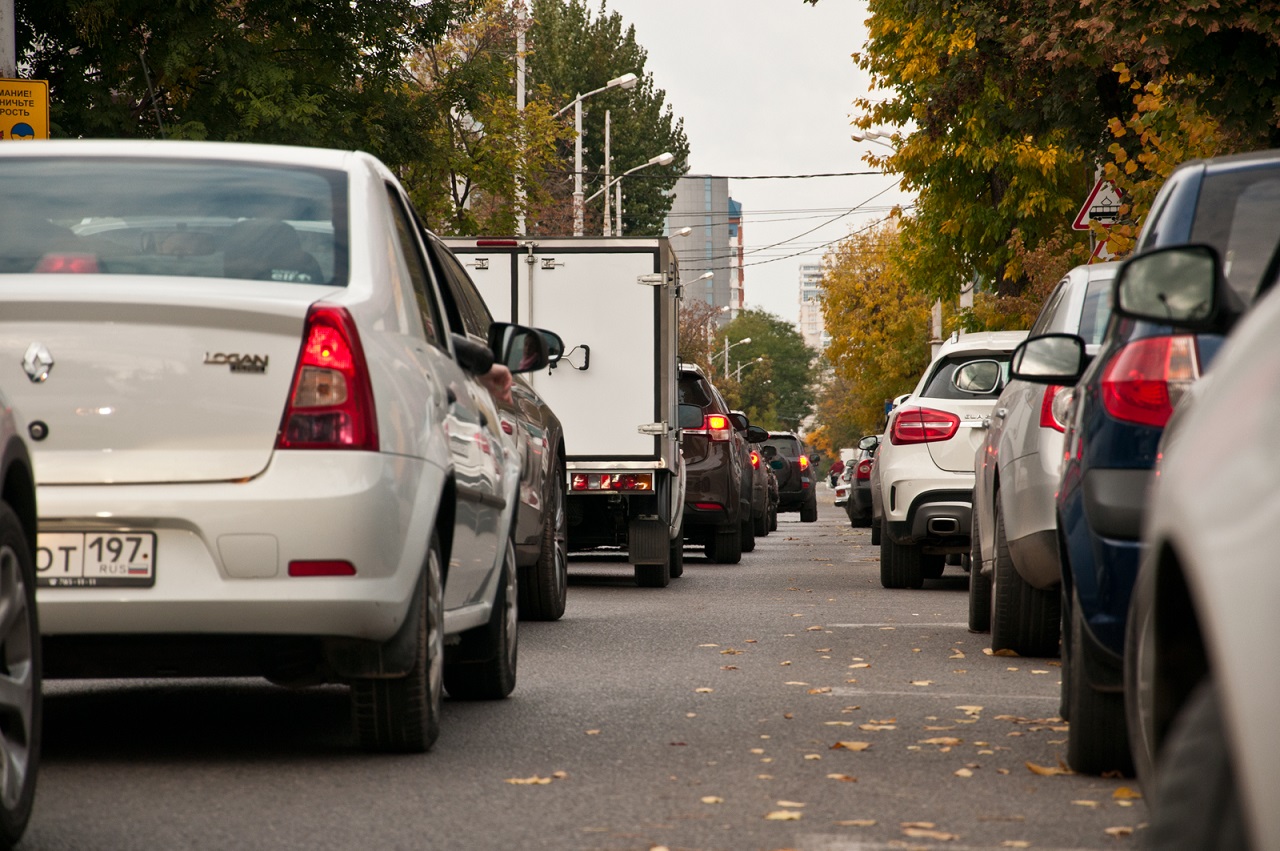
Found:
[890,406,961,444]
[35,253,100,273]
[1039,385,1068,432]
[1101,335,1199,429]
[704,414,731,441]
[750,450,760,469]
[798,454,810,470]
[277,306,379,451]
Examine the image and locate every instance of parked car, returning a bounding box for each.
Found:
[736,411,772,539]
[1011,149,1280,775]
[1114,244,1276,848]
[760,431,817,521]
[421,231,568,621]
[875,331,1027,589]
[844,434,878,528]
[0,139,553,753]
[969,262,1117,655]
[754,447,780,532]
[678,364,750,563]
[832,464,852,507]
[0,389,40,847]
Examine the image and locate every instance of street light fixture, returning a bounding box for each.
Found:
[723,336,752,379]
[555,73,639,237]
[735,356,765,382]
[585,151,674,236]
[850,129,897,149]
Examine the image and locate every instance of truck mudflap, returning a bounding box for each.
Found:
[628,516,668,565]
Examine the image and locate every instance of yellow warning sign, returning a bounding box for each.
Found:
[0,79,49,140]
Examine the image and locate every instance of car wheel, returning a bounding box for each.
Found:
[968,509,991,633]
[519,461,568,621]
[800,498,818,523]
[990,498,1061,657]
[668,532,684,579]
[768,507,778,532]
[352,534,444,753]
[0,503,39,847]
[921,553,945,580]
[1144,680,1247,850]
[870,517,881,545]
[444,539,519,700]
[879,521,923,589]
[706,522,742,565]
[1065,592,1133,775]
[753,507,768,537]
[740,516,756,553]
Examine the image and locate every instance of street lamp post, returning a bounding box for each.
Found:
[734,356,765,382]
[850,129,897,149]
[723,336,752,379]
[555,72,638,237]
[586,151,674,236]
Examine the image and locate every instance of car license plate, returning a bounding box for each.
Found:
[36,532,157,588]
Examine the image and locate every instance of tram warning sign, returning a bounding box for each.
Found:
[1072,178,1123,231]
[0,80,49,140]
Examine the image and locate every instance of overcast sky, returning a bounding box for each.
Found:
[597,0,912,323]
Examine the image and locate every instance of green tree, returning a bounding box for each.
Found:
[717,310,816,432]
[526,0,689,236]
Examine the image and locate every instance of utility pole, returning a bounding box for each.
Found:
[514,3,527,236]
[602,110,611,237]
[0,0,15,78]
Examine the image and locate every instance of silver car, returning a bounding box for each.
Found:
[969,262,1116,655]
[0,140,551,753]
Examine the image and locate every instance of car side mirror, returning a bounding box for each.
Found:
[729,411,749,432]
[539,329,565,364]
[746,425,769,443]
[952,359,1003,394]
[858,434,879,451]
[1115,243,1220,329]
[488,321,550,374]
[1010,333,1087,384]
[677,403,703,430]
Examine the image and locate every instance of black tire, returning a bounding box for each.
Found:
[705,522,742,565]
[753,507,768,537]
[921,553,945,580]
[0,503,40,848]
[799,498,818,523]
[518,463,568,621]
[879,521,923,589]
[990,499,1061,656]
[353,535,444,753]
[1065,594,1134,775]
[668,532,684,579]
[740,516,756,553]
[1145,680,1248,851]
[444,540,519,700]
[968,508,991,632]
[870,518,881,545]
[768,507,778,532]
[635,556,671,587]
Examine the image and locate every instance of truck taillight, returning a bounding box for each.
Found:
[571,473,653,491]
[1039,385,1069,433]
[276,306,379,451]
[855,459,873,480]
[1101,335,1199,429]
[704,414,731,441]
[890,406,961,444]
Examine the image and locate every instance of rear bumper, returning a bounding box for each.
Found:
[886,488,972,550]
[35,451,442,643]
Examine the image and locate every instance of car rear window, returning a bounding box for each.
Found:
[1191,167,1280,305]
[1077,277,1114,344]
[679,374,715,408]
[0,157,349,285]
[920,353,1013,400]
[763,436,801,458]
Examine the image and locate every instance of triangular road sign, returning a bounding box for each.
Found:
[1072,179,1123,231]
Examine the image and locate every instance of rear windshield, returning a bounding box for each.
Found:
[1078,277,1114,344]
[0,157,349,285]
[1191,167,1280,305]
[678,374,715,408]
[920,353,1013,400]
[763,436,801,458]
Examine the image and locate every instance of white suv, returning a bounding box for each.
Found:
[874,331,1027,588]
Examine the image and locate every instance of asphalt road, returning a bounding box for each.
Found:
[24,496,1147,850]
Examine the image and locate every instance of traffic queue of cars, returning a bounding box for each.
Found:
[855,149,1280,847]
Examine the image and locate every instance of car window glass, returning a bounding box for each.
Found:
[0,157,348,284]
[678,376,714,408]
[434,241,494,338]
[763,437,800,458]
[1029,280,1068,336]
[1191,169,1280,305]
[921,354,1012,400]
[1077,277,1115,344]
[383,184,446,348]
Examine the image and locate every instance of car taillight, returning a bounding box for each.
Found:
[855,459,873,480]
[276,305,379,451]
[890,406,961,444]
[35,253,100,273]
[1101,335,1199,429]
[798,455,810,470]
[704,414,731,441]
[1039,385,1069,433]
[751,450,760,469]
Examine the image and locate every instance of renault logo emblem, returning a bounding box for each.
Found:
[22,343,53,383]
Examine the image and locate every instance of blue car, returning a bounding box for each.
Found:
[1011,150,1280,775]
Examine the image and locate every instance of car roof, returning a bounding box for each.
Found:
[934,330,1029,357]
[0,139,368,172]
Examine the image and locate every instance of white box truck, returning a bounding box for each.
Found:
[443,237,686,587]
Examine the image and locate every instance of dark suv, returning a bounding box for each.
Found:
[678,365,762,563]
[761,431,817,522]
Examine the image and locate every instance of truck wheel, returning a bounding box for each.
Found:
[706,522,742,565]
[740,516,756,553]
[519,462,568,621]
[0,503,39,847]
[635,556,671,587]
[444,540,519,700]
[352,535,444,753]
[668,533,684,579]
[968,510,991,633]
[1065,594,1133,775]
[990,499,1060,656]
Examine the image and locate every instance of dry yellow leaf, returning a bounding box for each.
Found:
[950,650,966,659]
[745,639,758,643]
[836,819,876,827]
[1002,842,1031,848]
[826,773,857,782]
[956,705,983,715]
[585,729,600,735]
[824,721,854,726]
[720,648,743,655]
[784,681,810,686]
[750,748,765,754]
[650,846,670,851]
[924,725,956,731]
[859,723,896,731]
[1104,827,1134,838]
[694,687,714,693]
[721,665,739,671]
[816,647,832,652]
[765,811,803,821]
[780,661,792,666]
[1072,800,1099,808]
[808,687,832,695]
[552,771,568,779]
[701,796,724,804]
[849,663,871,669]
[776,800,806,808]
[1025,760,1074,776]
[902,822,937,829]
[903,827,958,840]
[505,776,553,785]
[920,737,963,746]
[806,626,825,631]
[954,768,974,778]
[698,643,719,648]
[832,741,872,751]
[1113,786,1143,800]
[982,647,1020,657]
[911,680,933,686]
[804,753,822,760]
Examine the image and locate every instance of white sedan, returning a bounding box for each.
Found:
[0,139,548,753]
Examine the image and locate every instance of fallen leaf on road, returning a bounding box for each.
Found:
[745,639,758,643]
[780,661,793,666]
[806,626,825,631]
[1104,827,1134,838]
[824,721,854,726]
[650,846,670,851]
[902,822,936,829]
[1025,760,1074,776]
[784,681,810,686]
[808,687,832,695]
[1072,800,1099,808]
[695,687,714,693]
[954,768,974,778]
[721,665,739,671]
[776,800,806,808]
[750,748,765,754]
[804,753,822,760]
[585,729,600,735]
[920,737,963,746]
[849,663,871,669]
[701,796,724,804]
[982,647,1020,657]
[836,819,876,827]
[831,741,872,751]
[721,648,744,655]
[911,680,933,686]
[903,827,958,841]
[1113,787,1143,800]
[765,811,803,821]
[669,742,687,746]
[1001,842,1031,848]
[826,773,857,782]
[956,705,983,716]
[505,776,553,785]
[816,647,832,652]
[950,650,966,659]
[924,725,956,731]
[698,643,719,648]
[859,723,896,731]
